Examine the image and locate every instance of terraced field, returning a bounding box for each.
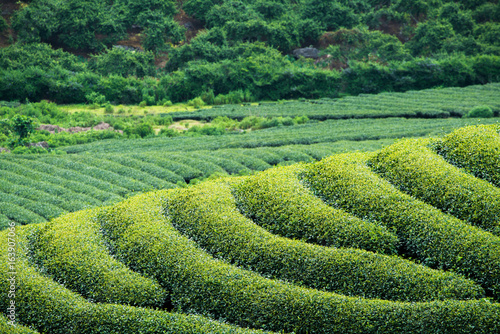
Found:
[61,116,500,154]
[2,115,500,228]
[2,124,499,333]
[167,83,500,121]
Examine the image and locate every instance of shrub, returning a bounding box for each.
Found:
[166,179,483,302]
[85,92,107,106]
[0,225,272,334]
[0,16,8,34]
[467,105,494,118]
[125,122,154,138]
[104,103,114,114]
[0,192,65,221]
[302,153,500,299]
[436,124,500,187]
[96,191,500,334]
[187,97,206,109]
[232,164,399,254]
[0,314,38,333]
[30,210,167,307]
[368,139,500,235]
[293,115,309,124]
[0,202,45,225]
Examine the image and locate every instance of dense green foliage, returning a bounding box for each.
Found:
[467,105,494,117]
[96,192,500,334]
[2,124,500,332]
[232,164,398,254]
[30,210,167,307]
[165,179,483,302]
[0,142,366,227]
[368,138,500,235]
[0,315,38,334]
[436,124,500,187]
[0,225,270,334]
[168,83,500,121]
[1,84,498,228]
[1,0,500,104]
[303,153,500,299]
[60,116,500,154]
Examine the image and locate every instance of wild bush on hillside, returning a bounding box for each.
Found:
[467,105,494,117]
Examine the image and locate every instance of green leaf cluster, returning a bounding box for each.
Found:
[302,153,500,298]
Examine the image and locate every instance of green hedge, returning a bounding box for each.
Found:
[0,178,88,214]
[0,315,39,334]
[218,151,271,171]
[0,192,66,221]
[436,124,500,187]
[33,155,130,196]
[0,165,101,207]
[96,191,500,334]
[188,152,251,175]
[302,153,500,299]
[368,138,500,235]
[73,155,175,191]
[0,202,45,225]
[29,210,167,307]
[102,154,185,185]
[165,180,483,302]
[0,157,122,204]
[232,164,399,254]
[0,226,271,334]
[131,153,204,181]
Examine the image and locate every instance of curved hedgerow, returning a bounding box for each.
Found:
[435,124,500,187]
[96,192,500,334]
[240,148,285,165]
[0,202,45,225]
[0,191,66,221]
[0,315,38,334]
[0,214,11,229]
[0,226,272,334]
[130,153,204,181]
[189,152,251,175]
[165,181,482,302]
[167,154,228,176]
[368,139,500,235]
[0,157,123,203]
[102,154,186,185]
[29,210,167,307]
[0,168,101,208]
[0,178,89,213]
[73,155,175,190]
[302,153,500,299]
[31,155,132,196]
[218,151,272,171]
[231,164,398,254]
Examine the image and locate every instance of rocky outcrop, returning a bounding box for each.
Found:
[28,141,49,148]
[0,147,10,153]
[38,122,119,134]
[292,47,320,59]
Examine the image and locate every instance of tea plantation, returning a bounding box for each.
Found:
[1,124,499,333]
[2,117,500,228]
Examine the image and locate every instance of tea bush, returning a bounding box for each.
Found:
[232,164,398,254]
[436,124,500,187]
[302,153,500,299]
[165,180,483,302]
